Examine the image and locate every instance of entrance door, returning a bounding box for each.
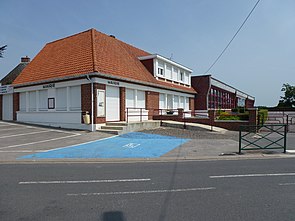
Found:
[106,86,120,121]
[2,94,13,120]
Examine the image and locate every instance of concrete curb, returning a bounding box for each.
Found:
[1,153,295,164]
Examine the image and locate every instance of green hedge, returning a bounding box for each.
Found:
[217,111,249,121]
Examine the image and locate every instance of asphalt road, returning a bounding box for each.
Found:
[1,158,295,221]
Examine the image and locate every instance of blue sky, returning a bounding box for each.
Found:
[0,0,294,106]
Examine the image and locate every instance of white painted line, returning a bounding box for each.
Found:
[40,134,118,153]
[0,150,44,153]
[278,183,295,186]
[0,122,22,126]
[19,178,151,185]
[0,134,81,150]
[0,127,27,131]
[0,125,14,127]
[286,150,295,154]
[0,130,52,139]
[44,129,81,135]
[67,187,216,197]
[210,173,295,179]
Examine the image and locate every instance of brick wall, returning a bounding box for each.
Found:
[146,91,159,119]
[191,75,210,110]
[13,93,19,120]
[120,87,126,121]
[0,95,2,120]
[140,59,154,75]
[189,97,195,112]
[81,83,107,124]
[246,98,255,108]
[153,109,255,131]
[81,83,91,124]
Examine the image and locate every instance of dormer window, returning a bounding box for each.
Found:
[158,67,164,76]
[138,54,192,86]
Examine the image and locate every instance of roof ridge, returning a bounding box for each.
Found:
[46,28,95,45]
[90,29,98,72]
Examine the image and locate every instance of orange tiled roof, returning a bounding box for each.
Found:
[13,29,196,93]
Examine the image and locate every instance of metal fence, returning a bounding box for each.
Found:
[239,124,288,154]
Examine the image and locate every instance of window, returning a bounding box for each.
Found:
[184,73,189,84]
[28,91,36,112]
[56,87,67,111]
[172,67,178,81]
[126,89,145,108]
[137,90,145,108]
[158,68,164,76]
[174,96,179,109]
[185,97,189,110]
[166,64,172,79]
[126,89,135,108]
[180,72,184,81]
[167,95,173,109]
[159,93,165,109]
[20,92,26,112]
[38,90,48,111]
[69,86,81,111]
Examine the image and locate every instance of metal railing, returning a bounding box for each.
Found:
[239,124,287,154]
[125,108,150,123]
[266,111,295,132]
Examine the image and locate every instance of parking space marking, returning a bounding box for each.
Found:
[20,132,190,159]
[0,134,81,150]
[67,187,216,197]
[0,130,52,139]
[210,173,295,179]
[19,178,151,185]
[0,127,29,132]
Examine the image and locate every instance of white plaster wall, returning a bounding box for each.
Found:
[17,111,81,124]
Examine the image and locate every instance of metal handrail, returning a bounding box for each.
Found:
[126,107,150,123]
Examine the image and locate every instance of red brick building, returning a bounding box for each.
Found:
[191,75,255,110]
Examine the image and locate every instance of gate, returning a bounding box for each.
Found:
[239,124,288,154]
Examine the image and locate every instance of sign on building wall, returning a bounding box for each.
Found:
[0,85,14,94]
[97,90,105,117]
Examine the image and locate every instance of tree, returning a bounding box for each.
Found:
[0,45,7,58]
[278,83,295,108]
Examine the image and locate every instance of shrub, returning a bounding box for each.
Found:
[218,115,240,120]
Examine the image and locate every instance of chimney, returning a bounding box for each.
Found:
[21,56,30,63]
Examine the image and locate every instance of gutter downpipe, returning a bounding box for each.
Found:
[86,75,94,132]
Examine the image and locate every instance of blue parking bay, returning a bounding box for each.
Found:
[19,132,190,159]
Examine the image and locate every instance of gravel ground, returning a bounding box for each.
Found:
[140,126,239,141]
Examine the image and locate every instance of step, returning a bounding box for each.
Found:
[100,126,125,130]
[106,122,128,126]
[96,129,122,135]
